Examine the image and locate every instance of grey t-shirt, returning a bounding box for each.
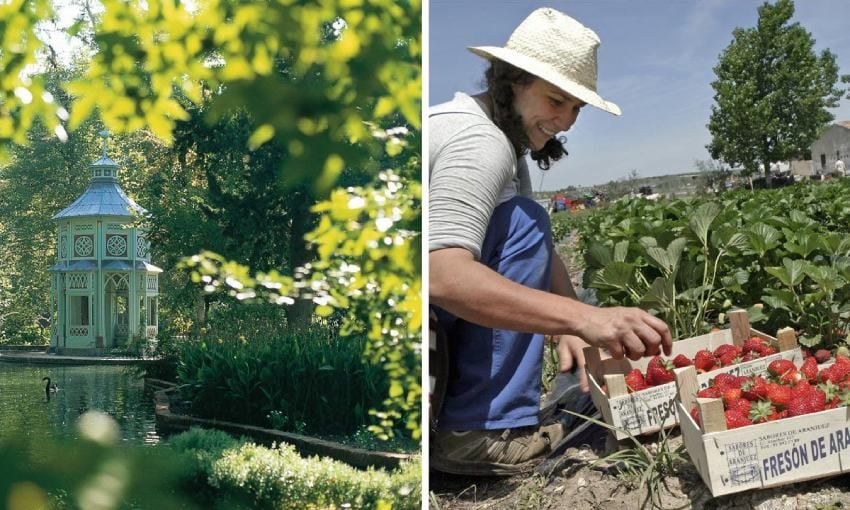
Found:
[429,92,532,260]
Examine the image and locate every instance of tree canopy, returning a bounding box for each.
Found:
[0,0,421,440]
[707,0,846,176]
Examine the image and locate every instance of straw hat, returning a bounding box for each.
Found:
[468,7,621,116]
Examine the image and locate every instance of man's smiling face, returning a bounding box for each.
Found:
[511,78,586,151]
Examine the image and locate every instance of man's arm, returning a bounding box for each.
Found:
[430,247,672,360]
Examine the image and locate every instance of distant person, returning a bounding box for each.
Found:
[429,7,672,475]
[836,159,846,177]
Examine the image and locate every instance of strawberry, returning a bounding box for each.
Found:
[814,349,832,364]
[697,386,722,399]
[741,352,760,362]
[742,337,766,355]
[759,346,778,356]
[713,373,739,390]
[713,344,739,360]
[693,350,718,373]
[787,389,826,417]
[718,349,741,367]
[767,359,796,377]
[801,357,819,383]
[741,377,761,401]
[766,383,792,409]
[722,387,743,407]
[768,359,800,384]
[673,354,693,368]
[725,409,751,429]
[624,368,648,392]
[727,396,751,416]
[645,356,675,386]
[825,363,850,385]
[690,406,701,426]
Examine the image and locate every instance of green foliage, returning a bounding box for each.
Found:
[707,0,845,175]
[172,427,421,510]
[174,307,387,436]
[183,170,422,440]
[575,180,850,348]
[5,0,421,192]
[3,0,423,442]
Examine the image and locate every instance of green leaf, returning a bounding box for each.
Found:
[590,261,635,291]
[641,276,674,307]
[585,243,613,269]
[689,202,721,246]
[798,334,821,349]
[747,223,782,256]
[613,240,629,263]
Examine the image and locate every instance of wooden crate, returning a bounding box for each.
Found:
[675,363,850,496]
[585,310,801,439]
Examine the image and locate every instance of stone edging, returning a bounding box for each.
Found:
[0,352,157,365]
[152,383,414,471]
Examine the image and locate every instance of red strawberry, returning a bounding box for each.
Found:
[814,349,832,364]
[693,350,718,373]
[768,359,800,384]
[690,406,701,426]
[697,386,722,399]
[624,368,648,392]
[725,409,751,429]
[673,354,693,368]
[727,396,751,416]
[766,383,792,409]
[645,356,675,386]
[801,357,819,383]
[713,373,739,390]
[713,344,739,360]
[742,337,766,355]
[722,387,743,407]
[787,389,826,417]
[825,363,850,385]
[768,359,796,377]
[741,352,760,362]
[719,350,741,367]
[759,346,778,356]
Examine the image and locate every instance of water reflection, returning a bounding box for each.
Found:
[0,363,160,445]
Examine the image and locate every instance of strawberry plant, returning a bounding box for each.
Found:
[574,180,850,350]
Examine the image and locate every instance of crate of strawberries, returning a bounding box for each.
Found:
[584,310,801,439]
[675,352,850,496]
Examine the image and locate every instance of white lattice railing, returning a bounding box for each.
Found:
[69,326,89,337]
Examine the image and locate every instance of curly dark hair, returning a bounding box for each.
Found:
[483,60,568,171]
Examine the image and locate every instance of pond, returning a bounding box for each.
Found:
[0,363,160,445]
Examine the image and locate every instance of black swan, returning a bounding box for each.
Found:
[42,377,59,393]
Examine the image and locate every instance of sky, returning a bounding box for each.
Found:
[428,0,850,190]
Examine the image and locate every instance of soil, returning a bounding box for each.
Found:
[429,433,850,509]
[430,235,850,509]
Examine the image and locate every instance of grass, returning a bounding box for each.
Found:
[563,409,690,510]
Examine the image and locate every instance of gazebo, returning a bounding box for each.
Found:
[49,131,161,355]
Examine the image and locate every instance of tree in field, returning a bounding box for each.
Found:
[707,0,845,180]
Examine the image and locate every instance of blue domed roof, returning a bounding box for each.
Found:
[52,131,147,220]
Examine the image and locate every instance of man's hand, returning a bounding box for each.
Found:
[576,306,673,361]
[554,334,590,392]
